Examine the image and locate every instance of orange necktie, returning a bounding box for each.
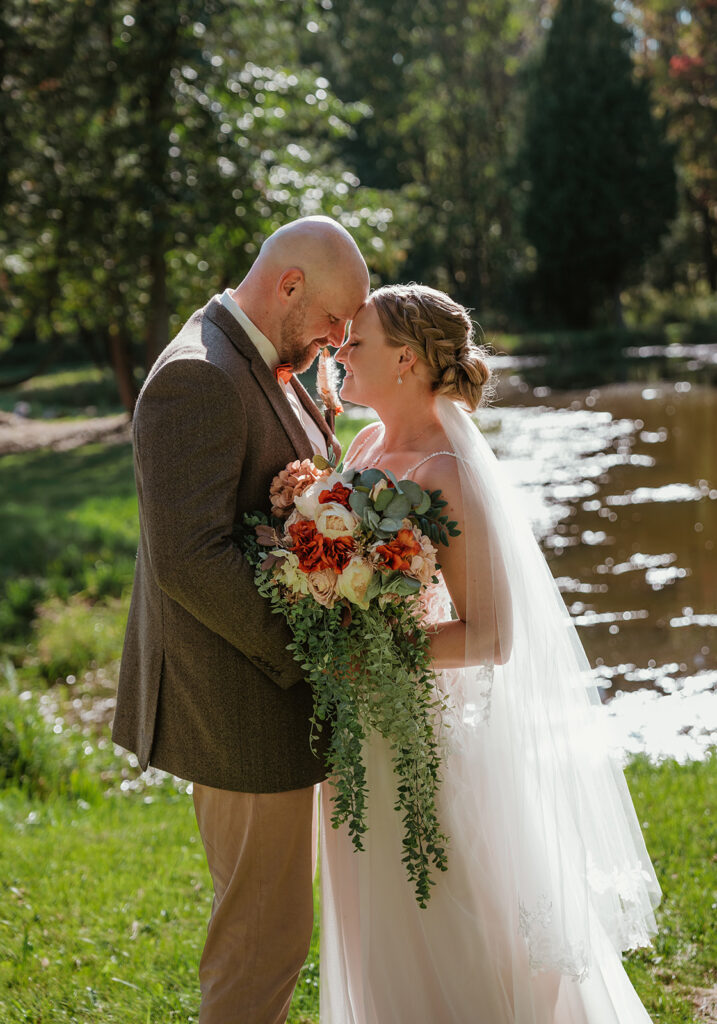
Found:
[275,363,293,385]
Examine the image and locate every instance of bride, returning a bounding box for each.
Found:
[320,284,661,1023]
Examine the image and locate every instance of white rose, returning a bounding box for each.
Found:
[293,471,343,520]
[336,556,375,610]
[314,502,360,540]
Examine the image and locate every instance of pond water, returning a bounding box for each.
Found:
[483,359,717,763]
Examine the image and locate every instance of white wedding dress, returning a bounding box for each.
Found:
[319,400,659,1023]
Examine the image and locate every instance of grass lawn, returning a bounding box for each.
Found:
[0,788,318,1023]
[0,758,714,1023]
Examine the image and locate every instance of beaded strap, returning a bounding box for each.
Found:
[404,450,459,476]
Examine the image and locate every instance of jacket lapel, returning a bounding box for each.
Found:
[203,297,314,462]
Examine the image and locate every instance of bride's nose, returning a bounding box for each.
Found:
[335,344,349,366]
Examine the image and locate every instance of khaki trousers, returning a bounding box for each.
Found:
[193,782,317,1024]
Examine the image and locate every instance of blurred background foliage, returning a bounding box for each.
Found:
[0,0,715,411]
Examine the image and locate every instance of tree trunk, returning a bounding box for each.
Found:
[145,239,169,369]
[108,320,139,417]
[701,204,716,293]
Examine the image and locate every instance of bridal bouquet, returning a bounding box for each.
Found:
[242,454,460,906]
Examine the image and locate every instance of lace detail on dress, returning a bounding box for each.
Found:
[518,895,590,982]
[586,854,659,951]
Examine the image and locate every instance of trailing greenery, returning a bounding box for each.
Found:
[241,460,461,907]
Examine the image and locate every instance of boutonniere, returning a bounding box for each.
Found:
[317,348,343,433]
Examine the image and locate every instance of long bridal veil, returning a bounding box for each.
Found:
[434,394,660,982]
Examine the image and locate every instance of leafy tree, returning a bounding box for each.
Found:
[309,0,539,320]
[520,0,676,328]
[630,0,717,295]
[0,0,403,411]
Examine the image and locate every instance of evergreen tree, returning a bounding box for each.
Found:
[521,0,676,327]
[311,0,538,317]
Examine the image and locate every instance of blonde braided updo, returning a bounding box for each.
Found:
[370,284,490,412]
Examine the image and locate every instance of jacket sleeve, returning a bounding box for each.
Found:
[133,356,305,690]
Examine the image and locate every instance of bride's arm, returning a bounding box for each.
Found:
[413,455,512,669]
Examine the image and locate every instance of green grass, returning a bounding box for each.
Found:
[0,789,319,1024]
[0,364,128,419]
[0,759,713,1022]
[620,756,717,1021]
[0,443,137,681]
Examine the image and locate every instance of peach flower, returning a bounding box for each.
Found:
[270,459,328,519]
[307,568,339,608]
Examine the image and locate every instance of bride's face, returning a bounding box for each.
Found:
[335,301,400,408]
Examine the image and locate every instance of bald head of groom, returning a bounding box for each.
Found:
[230,216,370,373]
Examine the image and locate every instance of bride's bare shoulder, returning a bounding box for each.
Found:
[412,452,462,505]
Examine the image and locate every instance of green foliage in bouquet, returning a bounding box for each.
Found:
[242,464,462,906]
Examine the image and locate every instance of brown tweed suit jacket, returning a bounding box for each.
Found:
[112,296,340,792]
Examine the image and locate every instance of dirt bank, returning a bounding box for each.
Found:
[0,411,131,456]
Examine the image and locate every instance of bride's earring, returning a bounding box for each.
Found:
[397,374,403,385]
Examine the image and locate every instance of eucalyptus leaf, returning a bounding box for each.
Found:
[397,479,423,506]
[386,491,411,518]
[415,492,431,515]
[365,508,381,530]
[349,491,370,516]
[393,576,422,596]
[384,468,400,490]
[379,517,405,533]
[358,468,387,489]
[374,487,395,512]
[379,570,401,592]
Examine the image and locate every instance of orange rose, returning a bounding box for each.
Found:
[318,482,353,510]
[324,535,356,572]
[288,520,326,572]
[375,528,422,572]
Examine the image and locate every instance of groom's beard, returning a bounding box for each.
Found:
[280,301,323,373]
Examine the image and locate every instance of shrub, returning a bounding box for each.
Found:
[0,688,100,801]
[31,595,129,684]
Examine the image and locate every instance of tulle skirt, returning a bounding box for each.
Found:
[319,717,655,1024]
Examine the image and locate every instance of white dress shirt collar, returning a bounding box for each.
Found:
[218,289,327,457]
[219,289,280,372]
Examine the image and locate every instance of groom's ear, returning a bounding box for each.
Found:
[277,267,305,304]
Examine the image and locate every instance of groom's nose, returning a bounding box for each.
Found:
[327,321,347,347]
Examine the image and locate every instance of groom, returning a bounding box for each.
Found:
[112,216,369,1023]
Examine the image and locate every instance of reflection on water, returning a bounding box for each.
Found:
[480,372,717,762]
